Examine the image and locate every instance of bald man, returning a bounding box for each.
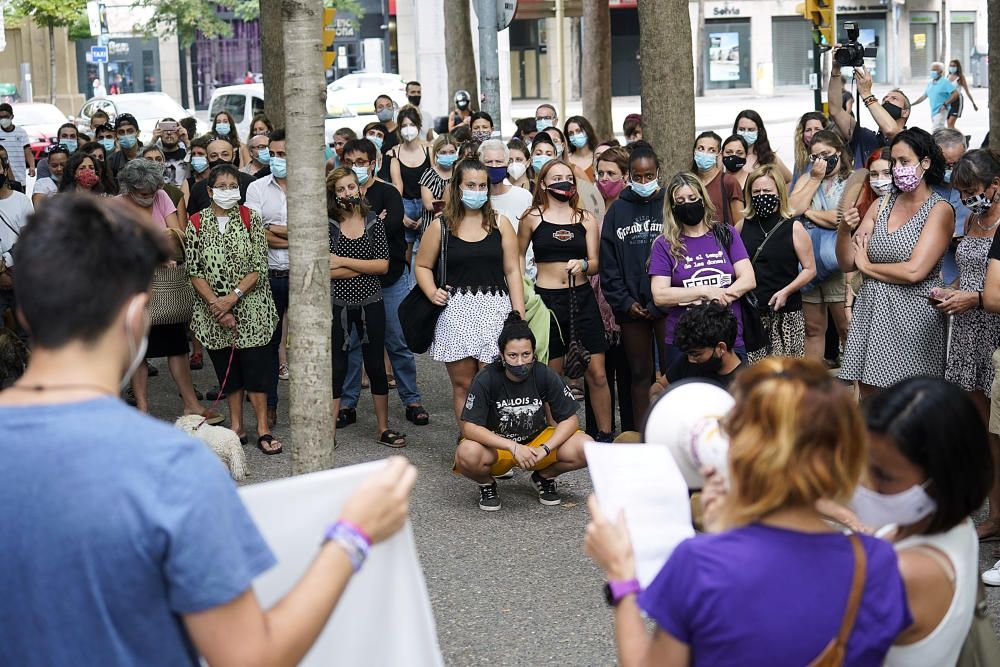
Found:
[186,138,258,214]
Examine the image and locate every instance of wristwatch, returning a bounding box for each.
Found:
[232,287,244,299]
[604,579,641,607]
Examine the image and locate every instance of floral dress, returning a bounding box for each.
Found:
[185,205,278,351]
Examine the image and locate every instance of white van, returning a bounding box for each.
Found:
[207,84,265,140]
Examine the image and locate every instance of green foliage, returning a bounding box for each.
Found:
[6,0,89,29]
[137,0,233,47]
[231,0,364,25]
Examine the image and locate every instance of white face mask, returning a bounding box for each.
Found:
[850,481,937,530]
[212,188,241,210]
[870,179,894,196]
[507,161,527,181]
[121,298,149,390]
[400,126,419,142]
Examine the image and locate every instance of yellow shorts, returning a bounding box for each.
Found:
[454,426,562,477]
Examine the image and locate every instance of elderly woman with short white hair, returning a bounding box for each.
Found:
[115,158,221,424]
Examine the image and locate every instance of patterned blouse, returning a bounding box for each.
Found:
[185,205,278,350]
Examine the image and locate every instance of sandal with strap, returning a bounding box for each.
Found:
[405,404,430,426]
[377,429,407,448]
[978,517,1000,542]
[336,407,357,428]
[257,434,283,455]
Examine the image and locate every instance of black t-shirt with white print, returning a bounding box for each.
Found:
[461,362,578,444]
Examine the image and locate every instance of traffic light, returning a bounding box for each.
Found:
[323,8,336,69]
[795,0,835,49]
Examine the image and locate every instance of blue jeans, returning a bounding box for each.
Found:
[267,275,290,409]
[342,270,422,409]
[402,198,424,290]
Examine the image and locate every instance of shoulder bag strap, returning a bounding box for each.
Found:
[0,208,20,238]
[750,218,789,266]
[436,218,448,288]
[720,172,732,227]
[835,533,867,648]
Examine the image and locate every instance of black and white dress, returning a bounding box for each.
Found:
[840,192,947,387]
[418,168,450,232]
[947,233,1000,394]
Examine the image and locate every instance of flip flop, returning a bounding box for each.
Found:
[257,434,283,455]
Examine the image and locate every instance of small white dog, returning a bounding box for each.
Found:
[174,415,248,481]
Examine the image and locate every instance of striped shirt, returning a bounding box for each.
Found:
[0,126,30,182]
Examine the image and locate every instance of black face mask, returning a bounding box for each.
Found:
[751,193,780,218]
[407,95,421,107]
[882,101,904,120]
[0,173,6,189]
[208,159,228,170]
[547,180,576,203]
[722,155,746,173]
[673,200,705,227]
[457,100,469,110]
[337,195,362,209]
[691,352,723,376]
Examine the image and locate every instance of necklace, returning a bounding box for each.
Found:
[974,213,1000,233]
[7,382,115,396]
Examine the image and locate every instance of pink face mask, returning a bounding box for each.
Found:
[892,163,924,192]
[597,179,626,200]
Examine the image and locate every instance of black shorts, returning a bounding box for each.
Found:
[207,344,273,394]
[145,323,189,359]
[536,283,610,359]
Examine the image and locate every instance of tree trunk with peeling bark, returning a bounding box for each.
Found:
[443,0,479,106]
[282,0,335,472]
[582,0,613,140]
[637,0,695,174]
[261,0,287,127]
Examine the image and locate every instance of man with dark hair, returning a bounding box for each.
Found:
[325,127,357,173]
[666,302,744,388]
[0,194,417,665]
[336,138,429,431]
[404,81,433,141]
[107,113,143,180]
[154,116,188,186]
[623,113,642,144]
[374,94,399,158]
[187,138,255,214]
[0,102,35,182]
[829,64,909,167]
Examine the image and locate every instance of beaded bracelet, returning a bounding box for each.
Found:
[323,520,372,572]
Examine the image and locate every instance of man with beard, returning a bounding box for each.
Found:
[186,139,256,214]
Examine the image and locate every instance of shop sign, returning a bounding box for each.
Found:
[107,40,130,56]
[836,4,887,12]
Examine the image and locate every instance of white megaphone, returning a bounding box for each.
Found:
[643,379,734,490]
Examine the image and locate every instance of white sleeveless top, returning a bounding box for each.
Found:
[884,519,977,667]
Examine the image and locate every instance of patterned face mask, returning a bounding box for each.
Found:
[751,193,780,218]
[892,163,924,192]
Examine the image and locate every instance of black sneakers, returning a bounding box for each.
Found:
[531,471,561,506]
[478,482,501,511]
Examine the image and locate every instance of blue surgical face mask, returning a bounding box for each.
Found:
[118,134,137,150]
[191,156,209,173]
[948,66,957,74]
[366,134,384,151]
[436,153,458,168]
[943,167,953,184]
[631,179,659,198]
[929,70,940,80]
[352,165,370,185]
[60,139,78,153]
[536,118,553,132]
[737,129,758,145]
[569,133,587,149]
[270,156,287,179]
[216,123,231,135]
[694,152,717,172]
[256,147,271,164]
[461,189,488,209]
[532,154,552,171]
[99,138,116,152]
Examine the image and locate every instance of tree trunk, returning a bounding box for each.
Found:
[582,0,613,140]
[261,0,287,127]
[991,0,999,152]
[282,0,335,473]
[48,24,57,105]
[695,0,706,97]
[637,0,695,174]
[443,0,479,107]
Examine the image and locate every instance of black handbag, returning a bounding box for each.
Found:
[398,223,448,354]
[713,225,768,359]
[562,272,591,380]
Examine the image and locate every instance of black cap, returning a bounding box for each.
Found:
[115,113,138,130]
[95,123,115,134]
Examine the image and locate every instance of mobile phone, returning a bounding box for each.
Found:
[158,121,178,132]
[928,295,944,306]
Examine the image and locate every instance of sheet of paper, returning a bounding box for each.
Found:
[239,460,444,667]
[585,442,696,587]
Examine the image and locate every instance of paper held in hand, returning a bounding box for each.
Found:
[585,442,696,587]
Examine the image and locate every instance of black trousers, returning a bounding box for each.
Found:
[332,300,387,399]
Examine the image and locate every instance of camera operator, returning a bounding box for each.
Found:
[829,63,910,168]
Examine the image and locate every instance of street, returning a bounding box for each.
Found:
[144,349,1000,665]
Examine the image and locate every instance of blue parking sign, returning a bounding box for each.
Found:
[90,46,108,63]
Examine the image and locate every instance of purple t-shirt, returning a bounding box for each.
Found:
[638,524,913,667]
[647,226,748,347]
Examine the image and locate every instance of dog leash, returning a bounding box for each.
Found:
[195,329,238,430]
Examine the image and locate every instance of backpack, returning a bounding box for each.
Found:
[190,205,252,233]
[328,212,380,249]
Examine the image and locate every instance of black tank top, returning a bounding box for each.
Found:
[531,216,587,263]
[443,226,508,294]
[399,149,430,200]
[740,214,801,312]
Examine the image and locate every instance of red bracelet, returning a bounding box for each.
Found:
[337,519,372,547]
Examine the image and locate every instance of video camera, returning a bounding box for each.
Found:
[834,22,877,68]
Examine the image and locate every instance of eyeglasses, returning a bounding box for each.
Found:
[211,184,240,191]
[342,159,370,168]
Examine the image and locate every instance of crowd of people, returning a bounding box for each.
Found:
[1,53,999,664]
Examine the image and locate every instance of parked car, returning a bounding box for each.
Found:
[0,83,19,104]
[75,92,203,144]
[324,101,376,145]
[11,102,69,159]
[207,83,265,140]
[325,72,407,116]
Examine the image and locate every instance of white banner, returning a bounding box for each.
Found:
[239,460,444,667]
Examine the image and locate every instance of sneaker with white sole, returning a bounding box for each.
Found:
[531,471,561,506]
[982,560,1000,586]
[478,482,501,511]
[278,363,290,381]
[494,468,515,480]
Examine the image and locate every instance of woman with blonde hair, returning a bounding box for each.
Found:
[584,357,913,666]
[740,165,816,360]
[792,111,828,183]
[415,158,525,425]
[649,172,755,369]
